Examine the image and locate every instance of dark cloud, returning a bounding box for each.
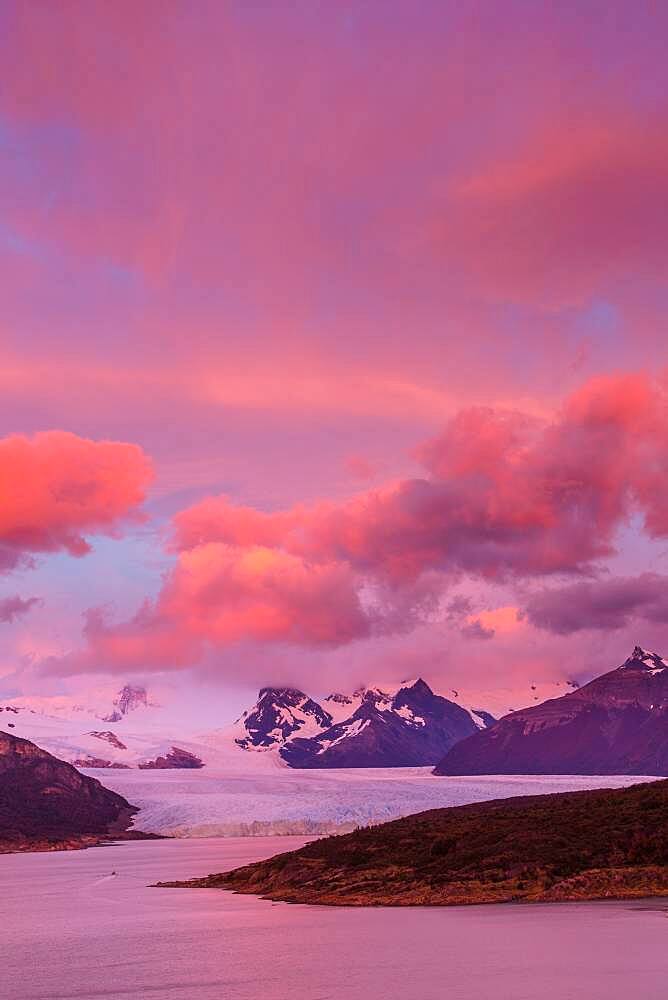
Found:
[0,595,42,623]
[523,573,668,635]
[460,618,495,641]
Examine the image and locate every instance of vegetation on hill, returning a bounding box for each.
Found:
[0,729,154,852]
[157,779,668,905]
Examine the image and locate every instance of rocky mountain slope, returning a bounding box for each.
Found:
[102,684,149,722]
[0,730,143,851]
[435,646,668,776]
[281,679,481,767]
[157,778,668,905]
[232,687,334,751]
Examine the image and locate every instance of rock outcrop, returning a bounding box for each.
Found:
[102,684,149,723]
[138,746,204,769]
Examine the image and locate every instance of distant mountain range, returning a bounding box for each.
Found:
[280,680,483,767]
[0,677,497,770]
[229,679,493,768]
[8,648,663,776]
[435,647,668,776]
[0,685,204,770]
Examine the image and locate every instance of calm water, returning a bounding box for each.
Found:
[3,837,668,1000]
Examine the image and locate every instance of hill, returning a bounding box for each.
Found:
[156,778,668,905]
[0,729,150,852]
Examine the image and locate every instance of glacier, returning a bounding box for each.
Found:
[86,765,658,838]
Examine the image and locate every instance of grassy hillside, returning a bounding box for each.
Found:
[157,779,668,905]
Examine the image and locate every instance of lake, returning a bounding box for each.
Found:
[2,837,667,1000]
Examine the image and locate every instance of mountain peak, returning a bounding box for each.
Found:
[235,687,332,751]
[397,677,432,696]
[281,676,480,768]
[622,647,667,673]
[102,684,148,722]
[436,645,668,776]
[257,686,305,702]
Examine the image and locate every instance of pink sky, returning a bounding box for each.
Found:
[2,1,668,708]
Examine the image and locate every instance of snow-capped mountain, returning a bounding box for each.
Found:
[102,684,149,722]
[200,677,498,769]
[281,678,482,767]
[619,645,668,675]
[325,681,497,730]
[3,670,577,775]
[435,646,668,776]
[232,687,334,751]
[2,684,152,725]
[0,684,205,770]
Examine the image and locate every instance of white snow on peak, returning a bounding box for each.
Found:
[315,718,370,753]
[625,646,668,674]
[394,705,426,726]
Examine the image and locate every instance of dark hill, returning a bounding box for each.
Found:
[0,729,147,852]
[156,778,668,905]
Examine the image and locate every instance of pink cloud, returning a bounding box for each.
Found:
[344,456,380,482]
[52,545,372,675]
[2,4,668,696]
[56,604,200,676]
[0,431,152,566]
[2,3,668,553]
[460,618,495,641]
[436,120,668,307]
[0,595,41,623]
[174,373,668,583]
[50,372,668,675]
[159,544,371,647]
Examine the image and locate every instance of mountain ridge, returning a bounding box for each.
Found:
[280,678,481,767]
[435,646,668,776]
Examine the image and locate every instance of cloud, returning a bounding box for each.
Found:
[461,618,495,641]
[523,573,668,635]
[174,373,668,582]
[437,119,668,307]
[0,431,153,568]
[456,604,522,641]
[46,373,668,674]
[0,595,41,623]
[51,545,374,675]
[159,544,371,647]
[344,455,379,482]
[54,604,201,675]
